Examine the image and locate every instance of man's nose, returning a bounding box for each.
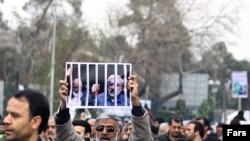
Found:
[3,115,10,125]
[102,127,111,134]
[49,126,53,131]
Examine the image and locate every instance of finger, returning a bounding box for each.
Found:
[128,75,137,82]
[127,80,133,90]
[59,88,68,96]
[59,80,67,85]
[59,84,68,96]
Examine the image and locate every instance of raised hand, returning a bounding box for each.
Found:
[127,75,140,106]
[58,80,69,109]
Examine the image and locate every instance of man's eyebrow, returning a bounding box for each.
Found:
[5,111,21,117]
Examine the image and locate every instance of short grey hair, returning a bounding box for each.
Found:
[107,74,124,87]
[158,122,168,134]
[95,112,123,132]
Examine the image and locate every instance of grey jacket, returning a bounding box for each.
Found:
[56,110,152,141]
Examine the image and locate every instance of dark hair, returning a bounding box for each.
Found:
[13,89,50,134]
[168,114,183,125]
[72,119,92,134]
[216,123,224,128]
[195,117,210,130]
[43,123,49,132]
[150,124,159,135]
[153,117,165,124]
[188,121,205,138]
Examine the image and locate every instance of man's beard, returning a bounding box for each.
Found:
[72,92,78,97]
[109,91,115,97]
[108,89,120,97]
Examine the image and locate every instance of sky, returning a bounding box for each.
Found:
[223,1,250,61]
[1,0,250,61]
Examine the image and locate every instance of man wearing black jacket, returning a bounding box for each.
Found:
[154,114,185,141]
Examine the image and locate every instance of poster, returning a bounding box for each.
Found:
[231,71,248,98]
[65,62,132,108]
[102,99,152,117]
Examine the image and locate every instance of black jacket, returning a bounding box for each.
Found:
[154,133,185,141]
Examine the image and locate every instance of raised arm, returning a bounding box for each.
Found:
[55,80,82,141]
[127,75,152,141]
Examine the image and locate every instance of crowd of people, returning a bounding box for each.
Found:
[0,74,247,141]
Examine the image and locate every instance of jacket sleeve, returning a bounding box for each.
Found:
[55,117,83,141]
[55,108,82,141]
[129,109,152,141]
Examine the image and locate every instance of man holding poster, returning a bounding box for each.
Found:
[56,74,152,141]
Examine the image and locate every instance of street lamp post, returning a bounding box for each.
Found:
[222,90,226,123]
[50,0,57,116]
[223,80,231,123]
[208,79,221,121]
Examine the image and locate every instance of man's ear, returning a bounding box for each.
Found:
[85,132,91,138]
[117,132,122,140]
[31,116,42,130]
[194,130,201,139]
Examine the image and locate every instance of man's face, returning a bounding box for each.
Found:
[169,120,182,137]
[4,97,37,141]
[153,121,160,128]
[74,125,87,139]
[95,118,121,141]
[73,80,80,93]
[184,123,196,140]
[125,124,132,137]
[108,78,122,97]
[47,118,56,138]
[216,127,223,137]
[87,118,96,138]
[197,119,207,131]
